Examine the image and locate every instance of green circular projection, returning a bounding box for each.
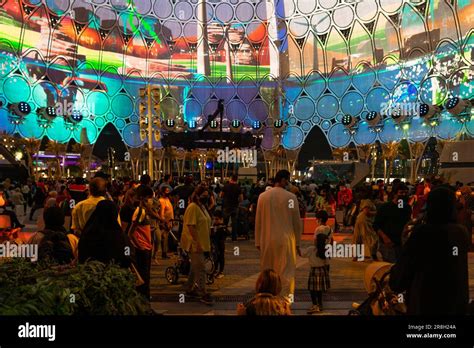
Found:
[17,113,45,139]
[115,118,126,129]
[87,91,110,116]
[46,117,71,143]
[94,116,106,128]
[73,119,98,144]
[3,75,31,103]
[112,93,134,118]
[0,108,16,134]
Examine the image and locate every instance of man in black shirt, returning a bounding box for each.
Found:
[220,174,243,241]
[173,176,195,216]
[373,184,411,263]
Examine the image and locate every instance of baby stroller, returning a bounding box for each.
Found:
[165,219,215,285]
[349,262,406,315]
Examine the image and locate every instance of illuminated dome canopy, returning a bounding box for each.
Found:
[0,0,472,148]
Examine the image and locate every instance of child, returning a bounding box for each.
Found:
[211,210,227,278]
[302,210,332,313]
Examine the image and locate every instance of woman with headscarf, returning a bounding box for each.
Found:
[78,200,131,269]
[389,186,470,315]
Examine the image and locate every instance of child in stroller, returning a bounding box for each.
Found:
[164,218,216,285]
[349,262,406,315]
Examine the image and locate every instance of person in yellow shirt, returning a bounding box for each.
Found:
[181,185,213,305]
[158,186,174,259]
[71,178,107,236]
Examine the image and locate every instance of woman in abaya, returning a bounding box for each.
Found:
[390,186,470,315]
[78,200,131,268]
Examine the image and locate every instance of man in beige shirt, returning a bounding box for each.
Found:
[71,177,107,236]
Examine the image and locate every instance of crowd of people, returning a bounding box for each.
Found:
[0,170,472,315]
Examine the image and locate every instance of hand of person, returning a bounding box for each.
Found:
[236,303,246,315]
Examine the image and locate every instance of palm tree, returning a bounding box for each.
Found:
[356,144,373,163]
[45,140,67,179]
[381,141,400,182]
[72,143,93,177]
[20,137,42,179]
[409,141,427,183]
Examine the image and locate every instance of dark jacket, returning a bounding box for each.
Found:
[389,223,469,315]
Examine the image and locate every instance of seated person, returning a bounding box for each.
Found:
[28,207,76,265]
[237,269,291,316]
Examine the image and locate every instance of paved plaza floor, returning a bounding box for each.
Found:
[20,210,474,316]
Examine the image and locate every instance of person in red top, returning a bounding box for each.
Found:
[129,185,153,299]
[337,183,353,227]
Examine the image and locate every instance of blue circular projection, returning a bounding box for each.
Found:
[184,99,202,120]
[87,91,110,116]
[321,120,331,130]
[46,117,72,143]
[435,113,463,140]
[301,121,312,132]
[465,116,474,136]
[312,115,320,124]
[115,118,126,129]
[352,67,376,94]
[305,74,325,100]
[112,93,134,118]
[378,65,400,90]
[328,71,351,97]
[288,117,297,126]
[341,92,364,115]
[366,88,389,113]
[354,121,377,145]
[248,99,268,122]
[122,123,144,147]
[317,95,339,119]
[73,119,98,143]
[3,75,31,103]
[17,113,45,139]
[379,118,403,143]
[0,108,15,134]
[226,100,247,121]
[407,117,430,143]
[282,126,304,150]
[328,123,351,147]
[294,97,315,120]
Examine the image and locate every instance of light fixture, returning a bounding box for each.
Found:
[445,97,469,116]
[69,110,83,123]
[391,105,407,124]
[366,111,381,127]
[342,114,357,131]
[252,120,262,131]
[8,102,31,124]
[37,106,57,128]
[163,119,176,131]
[272,119,287,134]
[230,119,242,133]
[186,119,197,131]
[209,119,219,131]
[419,103,441,120]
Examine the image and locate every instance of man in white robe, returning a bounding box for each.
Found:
[255,170,302,299]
